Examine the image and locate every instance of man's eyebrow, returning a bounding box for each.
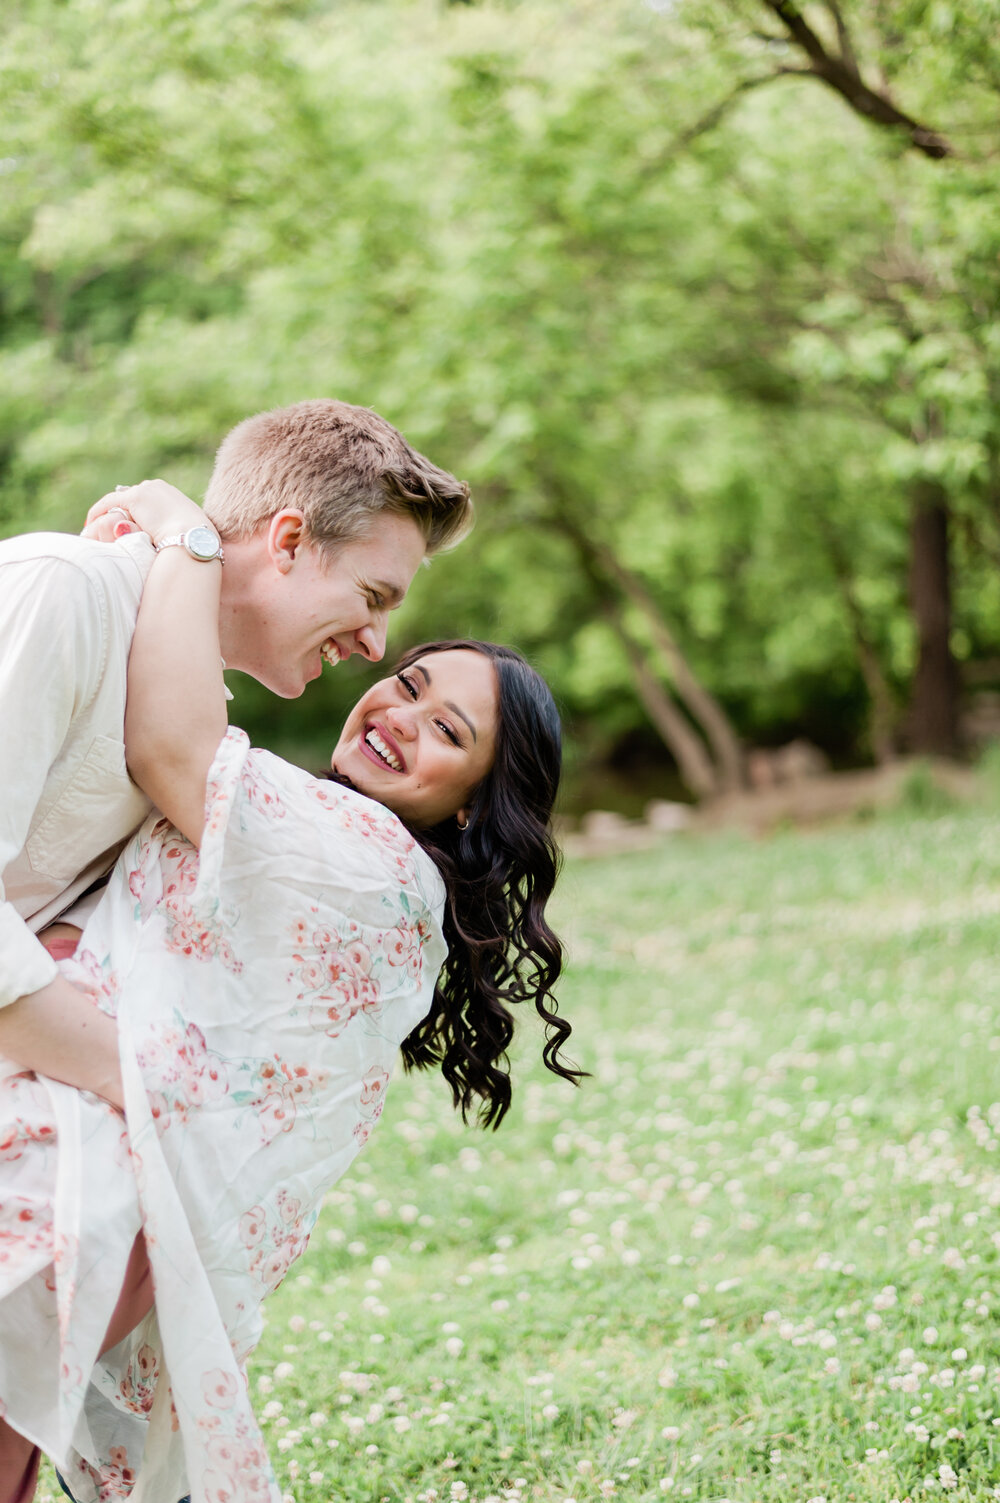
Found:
[414,663,477,742]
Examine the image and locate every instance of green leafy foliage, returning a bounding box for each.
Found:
[3,0,1000,797]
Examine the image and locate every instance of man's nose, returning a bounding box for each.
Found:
[354,619,387,662]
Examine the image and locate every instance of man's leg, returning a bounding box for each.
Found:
[0,1422,40,1503]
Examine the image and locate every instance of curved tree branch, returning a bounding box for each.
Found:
[760,0,953,158]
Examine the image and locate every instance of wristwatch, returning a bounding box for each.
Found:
[156,525,225,563]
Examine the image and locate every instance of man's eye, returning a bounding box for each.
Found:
[367,591,386,610]
[397,672,418,699]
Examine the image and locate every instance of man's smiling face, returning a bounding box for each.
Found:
[233,512,427,698]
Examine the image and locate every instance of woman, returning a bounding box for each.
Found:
[0,509,577,1502]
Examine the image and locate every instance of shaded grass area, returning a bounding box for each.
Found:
[41,807,1000,1501]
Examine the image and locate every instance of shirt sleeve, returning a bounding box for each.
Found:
[0,555,108,1006]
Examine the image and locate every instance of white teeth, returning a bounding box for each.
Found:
[365,728,402,771]
[321,640,340,666]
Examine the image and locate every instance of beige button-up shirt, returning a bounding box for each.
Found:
[0,530,156,1007]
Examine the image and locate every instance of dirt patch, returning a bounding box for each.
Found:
[559,758,981,858]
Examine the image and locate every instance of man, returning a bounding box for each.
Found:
[0,397,471,1106]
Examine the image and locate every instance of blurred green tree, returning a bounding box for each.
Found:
[2,0,999,801]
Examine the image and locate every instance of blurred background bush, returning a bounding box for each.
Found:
[4,0,1000,814]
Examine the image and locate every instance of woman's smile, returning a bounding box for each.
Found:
[361,722,406,772]
[331,648,499,826]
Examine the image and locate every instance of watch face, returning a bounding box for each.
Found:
[188,526,221,560]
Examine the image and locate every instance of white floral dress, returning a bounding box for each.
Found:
[0,729,446,1503]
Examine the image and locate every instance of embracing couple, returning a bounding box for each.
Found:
[0,400,580,1502]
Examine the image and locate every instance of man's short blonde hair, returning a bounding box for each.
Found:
[204,399,472,555]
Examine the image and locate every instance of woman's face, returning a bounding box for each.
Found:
[331,649,499,827]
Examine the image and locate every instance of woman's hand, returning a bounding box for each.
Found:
[81,508,142,544]
[84,479,209,549]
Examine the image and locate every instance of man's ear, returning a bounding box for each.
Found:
[266,509,308,574]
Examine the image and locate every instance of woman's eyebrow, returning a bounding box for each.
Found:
[414,664,477,742]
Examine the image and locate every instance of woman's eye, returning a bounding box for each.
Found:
[367,591,386,610]
[397,672,418,699]
[436,720,460,746]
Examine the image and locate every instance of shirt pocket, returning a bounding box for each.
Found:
[25,734,147,882]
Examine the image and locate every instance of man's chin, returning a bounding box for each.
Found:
[259,674,306,700]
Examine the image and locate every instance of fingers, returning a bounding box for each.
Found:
[81,509,141,543]
[84,480,205,546]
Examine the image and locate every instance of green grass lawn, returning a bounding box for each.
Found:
[40,805,1000,1502]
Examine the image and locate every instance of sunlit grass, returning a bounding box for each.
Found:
[40,806,1000,1502]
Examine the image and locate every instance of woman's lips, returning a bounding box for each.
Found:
[358,721,406,773]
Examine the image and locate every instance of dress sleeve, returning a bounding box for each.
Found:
[0,557,105,1007]
[192,727,253,912]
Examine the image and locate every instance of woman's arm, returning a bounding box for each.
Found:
[85,479,228,848]
[125,542,228,849]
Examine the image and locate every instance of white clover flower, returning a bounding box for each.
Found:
[288,1315,306,1333]
[445,1337,464,1358]
[542,1404,560,1420]
[662,1426,681,1441]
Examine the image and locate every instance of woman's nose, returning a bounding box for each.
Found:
[384,704,416,739]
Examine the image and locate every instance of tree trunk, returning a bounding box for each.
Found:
[817,518,897,765]
[601,551,745,792]
[907,481,959,755]
[855,635,898,767]
[608,608,719,799]
[552,508,745,791]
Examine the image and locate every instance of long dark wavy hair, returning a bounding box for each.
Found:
[341,639,583,1128]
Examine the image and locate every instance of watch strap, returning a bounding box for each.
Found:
[156,528,224,563]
